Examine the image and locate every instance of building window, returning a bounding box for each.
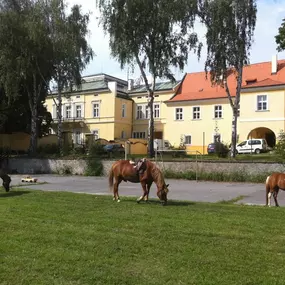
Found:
[133,132,146,139]
[93,102,100,118]
[75,131,82,145]
[145,106,149,119]
[66,105,71,118]
[214,134,221,143]
[75,105,82,118]
[214,105,222,118]
[175,108,183,120]
[184,135,192,145]
[257,95,267,111]
[92,130,99,140]
[193,106,200,120]
[136,105,144,119]
[122,104,126,118]
[121,130,125,138]
[154,104,160,118]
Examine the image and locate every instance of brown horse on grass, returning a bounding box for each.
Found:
[108,158,169,205]
[265,172,285,206]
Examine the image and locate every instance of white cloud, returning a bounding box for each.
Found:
[66,0,285,81]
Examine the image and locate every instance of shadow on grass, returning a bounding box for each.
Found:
[0,190,31,198]
[121,198,196,207]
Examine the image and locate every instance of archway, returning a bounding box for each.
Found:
[247,127,276,148]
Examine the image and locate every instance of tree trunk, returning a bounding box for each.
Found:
[231,107,238,157]
[148,90,155,157]
[29,107,38,155]
[57,87,63,152]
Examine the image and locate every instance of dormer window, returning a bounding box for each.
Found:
[245,78,257,85]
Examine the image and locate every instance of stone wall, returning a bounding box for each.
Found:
[7,158,285,176]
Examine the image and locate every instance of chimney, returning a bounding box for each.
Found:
[271,54,278,74]
[128,79,134,91]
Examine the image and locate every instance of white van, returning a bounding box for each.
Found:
[154,139,172,151]
[236,139,268,154]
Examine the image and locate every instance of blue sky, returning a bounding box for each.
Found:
[67,0,285,82]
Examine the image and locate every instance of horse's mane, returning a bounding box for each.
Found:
[149,161,165,188]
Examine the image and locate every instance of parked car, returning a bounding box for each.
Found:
[103,143,125,153]
[207,142,229,157]
[236,139,268,154]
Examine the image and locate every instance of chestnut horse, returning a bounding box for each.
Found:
[108,158,169,205]
[265,172,285,207]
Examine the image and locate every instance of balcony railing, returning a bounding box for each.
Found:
[52,117,84,123]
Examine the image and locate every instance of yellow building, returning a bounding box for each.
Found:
[45,55,285,154]
[166,55,285,153]
[45,74,133,145]
[128,79,179,140]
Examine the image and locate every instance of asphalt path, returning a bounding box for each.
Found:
[8,174,285,206]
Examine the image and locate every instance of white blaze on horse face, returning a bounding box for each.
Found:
[266,176,270,184]
[268,192,272,207]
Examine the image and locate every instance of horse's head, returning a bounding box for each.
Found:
[2,174,11,192]
[157,183,169,206]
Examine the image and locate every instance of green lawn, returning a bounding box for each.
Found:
[1,189,285,285]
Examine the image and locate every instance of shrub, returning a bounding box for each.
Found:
[85,142,104,176]
[274,130,285,160]
[37,144,60,155]
[214,142,229,158]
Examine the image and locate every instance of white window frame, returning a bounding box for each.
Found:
[214,105,223,119]
[122,103,126,118]
[92,129,99,140]
[184,135,192,145]
[175,107,183,121]
[93,101,100,118]
[213,133,221,143]
[65,105,72,118]
[133,131,146,139]
[136,105,145,119]
[154,103,160,118]
[75,105,82,118]
[74,130,82,145]
[192,106,200,120]
[256,94,268,111]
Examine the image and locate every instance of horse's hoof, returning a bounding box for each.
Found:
[117,199,120,203]
[137,200,141,204]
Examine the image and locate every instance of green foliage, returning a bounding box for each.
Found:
[276,18,285,52]
[163,168,271,183]
[198,0,257,158]
[37,144,60,155]
[274,130,285,159]
[85,143,104,176]
[214,142,229,158]
[97,0,202,157]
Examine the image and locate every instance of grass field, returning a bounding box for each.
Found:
[1,189,285,285]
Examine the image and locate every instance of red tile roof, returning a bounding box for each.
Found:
[168,59,285,102]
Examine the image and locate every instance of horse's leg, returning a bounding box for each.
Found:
[113,177,122,202]
[265,179,271,207]
[273,189,280,207]
[137,181,148,203]
[144,181,153,202]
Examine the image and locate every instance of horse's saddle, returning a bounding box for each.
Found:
[129,158,147,175]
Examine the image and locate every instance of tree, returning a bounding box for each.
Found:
[46,0,93,152]
[96,0,201,157]
[276,18,285,52]
[198,0,257,157]
[0,0,54,155]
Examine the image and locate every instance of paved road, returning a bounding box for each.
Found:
[9,174,285,206]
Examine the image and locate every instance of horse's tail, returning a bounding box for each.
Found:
[108,166,114,192]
